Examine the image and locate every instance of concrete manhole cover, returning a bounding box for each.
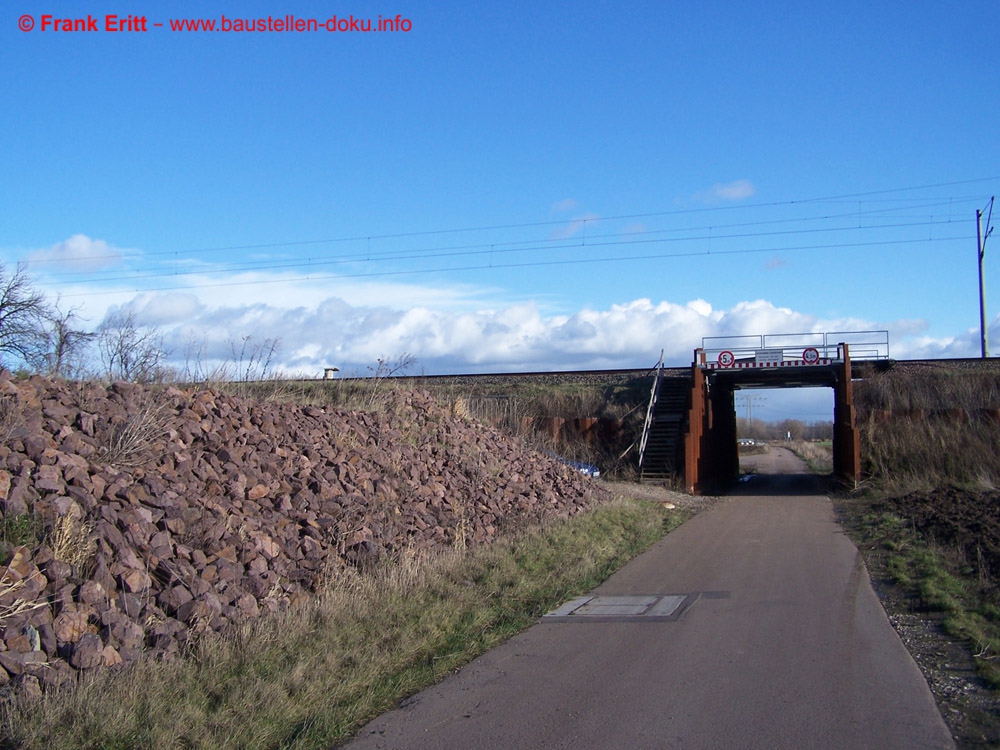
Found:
[544,594,691,622]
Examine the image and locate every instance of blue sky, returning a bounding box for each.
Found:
[3,1,999,420]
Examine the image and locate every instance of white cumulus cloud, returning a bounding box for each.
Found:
[28,234,127,272]
[57,277,991,381]
[132,293,849,376]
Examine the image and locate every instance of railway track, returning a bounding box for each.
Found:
[287,357,1000,385]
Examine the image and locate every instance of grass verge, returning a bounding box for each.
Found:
[785,440,833,474]
[837,498,1000,689]
[2,497,683,750]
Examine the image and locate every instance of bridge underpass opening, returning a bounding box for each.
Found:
[736,387,834,443]
[735,386,834,469]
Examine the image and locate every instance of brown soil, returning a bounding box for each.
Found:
[873,489,1000,580]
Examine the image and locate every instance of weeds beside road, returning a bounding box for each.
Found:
[785,439,833,474]
[2,495,685,749]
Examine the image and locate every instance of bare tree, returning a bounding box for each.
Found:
[28,303,94,378]
[97,309,168,384]
[0,263,51,370]
[367,352,417,407]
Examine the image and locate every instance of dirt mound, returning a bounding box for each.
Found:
[0,373,607,694]
[872,488,1000,578]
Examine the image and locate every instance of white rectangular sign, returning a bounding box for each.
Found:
[755,349,783,365]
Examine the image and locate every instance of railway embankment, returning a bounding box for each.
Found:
[0,372,608,691]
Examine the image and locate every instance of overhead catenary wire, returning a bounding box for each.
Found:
[54,234,972,299]
[25,198,973,274]
[34,215,973,288]
[9,178,998,298]
[16,180,996,269]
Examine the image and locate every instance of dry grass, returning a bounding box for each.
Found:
[855,365,1000,413]
[861,415,1000,493]
[787,440,833,474]
[49,514,96,572]
[218,374,296,403]
[855,367,1000,492]
[0,393,23,442]
[97,398,170,468]
[0,563,45,628]
[2,497,682,749]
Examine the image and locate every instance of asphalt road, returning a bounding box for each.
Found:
[346,447,954,749]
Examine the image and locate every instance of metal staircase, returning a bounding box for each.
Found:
[638,367,691,483]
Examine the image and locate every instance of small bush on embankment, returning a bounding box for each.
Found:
[2,498,682,750]
[841,363,1000,691]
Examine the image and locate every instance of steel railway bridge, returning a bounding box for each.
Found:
[638,331,890,493]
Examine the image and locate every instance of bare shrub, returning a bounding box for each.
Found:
[184,335,287,401]
[178,334,228,385]
[0,263,52,371]
[27,303,94,379]
[97,397,170,467]
[231,336,278,383]
[367,353,417,408]
[0,393,23,442]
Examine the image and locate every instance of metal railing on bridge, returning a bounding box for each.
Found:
[698,330,889,370]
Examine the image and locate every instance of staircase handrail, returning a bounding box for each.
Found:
[638,351,664,469]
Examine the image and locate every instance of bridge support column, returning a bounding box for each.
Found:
[833,343,861,486]
[685,352,740,494]
[685,362,707,493]
[708,382,739,491]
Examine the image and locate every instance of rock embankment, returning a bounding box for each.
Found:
[0,373,606,694]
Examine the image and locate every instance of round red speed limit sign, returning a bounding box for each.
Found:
[717,350,735,368]
[802,347,820,365]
